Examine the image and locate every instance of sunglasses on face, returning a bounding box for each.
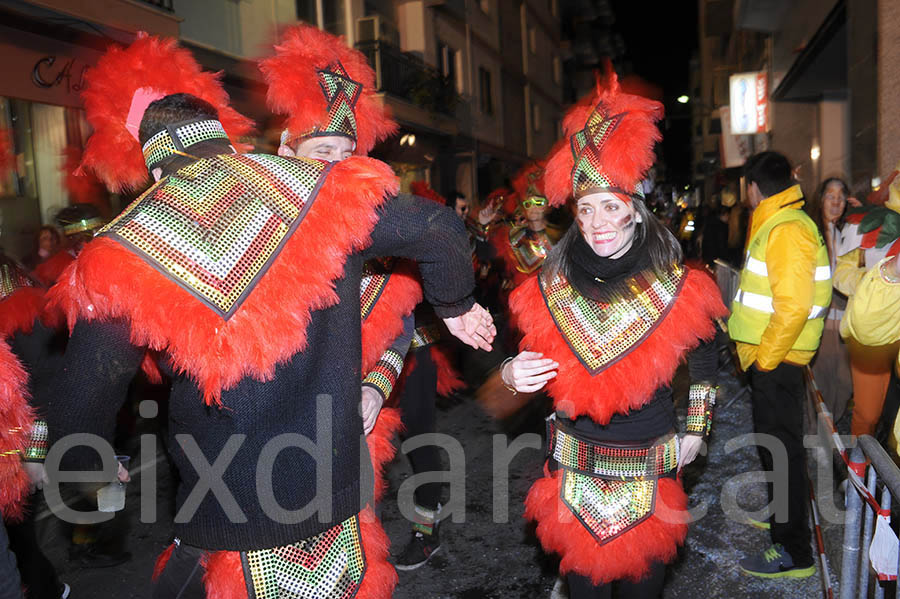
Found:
[521,196,548,209]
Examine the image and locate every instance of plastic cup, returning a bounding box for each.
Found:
[97,455,130,513]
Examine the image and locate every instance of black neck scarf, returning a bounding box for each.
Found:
[567,230,650,301]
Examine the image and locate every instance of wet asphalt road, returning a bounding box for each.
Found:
[27,337,854,598]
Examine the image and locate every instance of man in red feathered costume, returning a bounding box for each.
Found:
[261,25,476,573]
[39,33,494,599]
[499,68,727,597]
[489,163,563,294]
[260,23,420,465]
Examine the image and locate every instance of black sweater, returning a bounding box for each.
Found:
[44,193,475,551]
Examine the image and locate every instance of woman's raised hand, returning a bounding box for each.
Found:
[501,351,559,393]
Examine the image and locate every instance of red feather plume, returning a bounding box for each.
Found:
[511,161,546,200]
[62,145,108,211]
[545,65,663,207]
[80,33,255,193]
[259,24,397,156]
[410,180,445,205]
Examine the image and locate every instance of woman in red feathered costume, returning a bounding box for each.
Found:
[499,68,728,598]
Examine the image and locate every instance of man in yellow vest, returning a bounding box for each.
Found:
[729,151,832,578]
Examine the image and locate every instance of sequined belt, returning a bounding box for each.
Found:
[410,323,441,349]
[547,415,679,480]
[547,415,679,546]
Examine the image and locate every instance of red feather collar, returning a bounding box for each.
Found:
[47,157,398,404]
[510,267,727,423]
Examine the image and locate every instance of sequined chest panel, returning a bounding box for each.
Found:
[359,257,395,321]
[539,265,685,375]
[241,514,366,599]
[99,154,332,320]
[509,227,553,274]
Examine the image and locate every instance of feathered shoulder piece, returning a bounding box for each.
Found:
[544,65,663,206]
[80,33,254,192]
[410,180,445,205]
[259,24,397,155]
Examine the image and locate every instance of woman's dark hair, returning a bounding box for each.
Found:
[542,197,683,281]
[744,151,793,198]
[807,177,849,237]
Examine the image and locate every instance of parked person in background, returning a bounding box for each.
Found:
[834,164,900,442]
[806,177,853,425]
[729,151,831,578]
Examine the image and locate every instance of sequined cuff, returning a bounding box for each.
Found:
[467,219,492,242]
[362,349,405,400]
[410,324,442,349]
[686,383,716,437]
[24,419,49,462]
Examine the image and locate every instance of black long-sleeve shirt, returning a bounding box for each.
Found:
[565,338,718,442]
[44,192,475,551]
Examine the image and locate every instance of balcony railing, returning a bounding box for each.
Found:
[355,40,458,116]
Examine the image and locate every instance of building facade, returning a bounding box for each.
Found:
[693,0,899,205]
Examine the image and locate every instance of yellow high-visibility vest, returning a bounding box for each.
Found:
[728,209,832,350]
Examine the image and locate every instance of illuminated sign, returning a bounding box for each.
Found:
[729,72,769,134]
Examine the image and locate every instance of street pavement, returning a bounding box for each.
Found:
[28,337,854,598]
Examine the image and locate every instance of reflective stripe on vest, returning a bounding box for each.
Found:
[733,289,829,319]
[727,206,832,351]
[744,254,831,281]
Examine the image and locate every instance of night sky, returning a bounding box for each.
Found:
[610,0,699,185]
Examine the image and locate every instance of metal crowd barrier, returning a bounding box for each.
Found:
[840,437,900,599]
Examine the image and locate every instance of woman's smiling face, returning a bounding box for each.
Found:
[575,192,641,259]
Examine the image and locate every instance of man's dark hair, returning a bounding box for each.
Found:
[744,151,794,199]
[447,190,465,208]
[138,93,219,146]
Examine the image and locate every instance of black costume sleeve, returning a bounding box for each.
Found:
[365,193,475,319]
[687,337,718,383]
[44,319,145,471]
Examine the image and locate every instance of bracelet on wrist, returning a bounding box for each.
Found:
[500,357,517,395]
[880,259,900,284]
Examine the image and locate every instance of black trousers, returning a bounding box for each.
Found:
[567,560,666,599]
[5,494,61,599]
[398,346,443,510]
[748,362,813,566]
[153,541,207,599]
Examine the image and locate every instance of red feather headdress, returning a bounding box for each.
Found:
[511,162,547,207]
[259,24,397,155]
[410,180,445,205]
[544,66,663,207]
[79,33,254,193]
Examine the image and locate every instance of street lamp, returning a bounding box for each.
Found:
[677,95,689,104]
